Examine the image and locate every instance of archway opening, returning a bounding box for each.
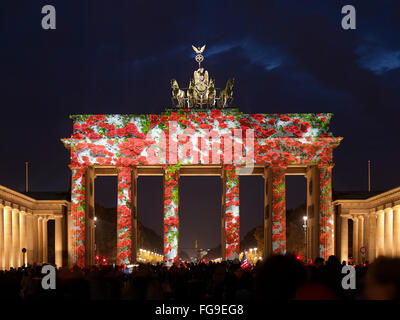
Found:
[94,176,117,264]
[285,175,307,257]
[239,176,263,258]
[137,176,163,255]
[179,176,221,262]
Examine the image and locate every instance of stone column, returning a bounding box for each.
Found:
[363,213,370,260]
[117,167,133,266]
[222,165,240,260]
[384,208,393,257]
[11,208,20,268]
[263,166,273,259]
[19,211,27,266]
[306,166,320,261]
[26,213,34,265]
[3,206,12,269]
[163,165,180,266]
[393,206,400,257]
[221,168,227,259]
[340,215,349,263]
[358,215,364,253]
[55,216,63,267]
[368,213,377,262]
[32,216,38,264]
[352,216,358,264]
[70,167,87,267]
[0,204,4,270]
[85,166,95,267]
[318,165,335,260]
[131,167,138,264]
[270,165,286,255]
[376,210,385,257]
[37,217,43,264]
[42,217,48,263]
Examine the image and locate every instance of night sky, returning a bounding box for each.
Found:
[1,1,400,255]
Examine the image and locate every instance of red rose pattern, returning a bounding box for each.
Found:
[65,110,341,266]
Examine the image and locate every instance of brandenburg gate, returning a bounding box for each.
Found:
[62,46,342,267]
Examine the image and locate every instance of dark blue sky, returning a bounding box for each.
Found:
[1,1,400,252]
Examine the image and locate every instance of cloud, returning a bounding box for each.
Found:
[204,40,283,71]
[356,44,400,75]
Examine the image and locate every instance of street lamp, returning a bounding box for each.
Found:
[303,216,308,263]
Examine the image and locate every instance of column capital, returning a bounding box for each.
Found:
[351,215,359,221]
[393,205,400,211]
[384,207,394,213]
[340,214,352,219]
[317,162,335,170]
[376,209,385,216]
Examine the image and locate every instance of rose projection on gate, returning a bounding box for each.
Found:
[63,109,341,267]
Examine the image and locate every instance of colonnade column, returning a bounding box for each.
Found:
[376,210,385,257]
[393,206,400,257]
[3,206,12,269]
[318,165,335,260]
[26,213,34,265]
[340,215,349,263]
[70,166,87,267]
[42,217,48,263]
[384,208,393,257]
[270,165,286,255]
[368,213,377,262]
[352,216,358,264]
[0,204,4,270]
[163,165,180,266]
[19,211,27,266]
[55,216,63,267]
[32,216,38,264]
[223,165,240,260]
[117,166,133,266]
[11,208,20,268]
[358,215,364,261]
[37,217,43,264]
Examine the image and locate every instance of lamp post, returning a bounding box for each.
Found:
[302,216,308,263]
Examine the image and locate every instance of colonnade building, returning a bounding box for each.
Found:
[334,186,400,264]
[2,181,400,269]
[0,185,68,269]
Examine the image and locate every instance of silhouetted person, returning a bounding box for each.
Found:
[364,257,400,300]
[255,254,306,300]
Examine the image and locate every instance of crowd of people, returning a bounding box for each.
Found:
[0,254,400,300]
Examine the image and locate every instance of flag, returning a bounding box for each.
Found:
[241,251,249,269]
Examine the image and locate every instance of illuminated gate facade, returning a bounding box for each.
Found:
[63,109,341,267]
[62,48,341,267]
